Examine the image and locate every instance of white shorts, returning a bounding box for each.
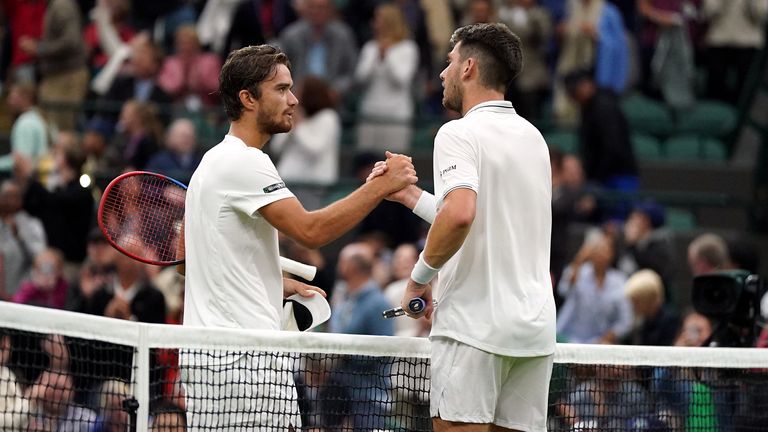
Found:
[430,337,553,431]
[181,352,301,430]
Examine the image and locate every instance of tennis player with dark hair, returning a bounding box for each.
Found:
[371,23,556,431]
[181,45,417,430]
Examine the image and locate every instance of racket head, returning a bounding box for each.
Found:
[98,171,187,266]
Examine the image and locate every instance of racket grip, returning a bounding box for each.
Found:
[280,257,317,281]
[382,298,433,319]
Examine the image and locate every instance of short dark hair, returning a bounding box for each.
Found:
[219,45,291,121]
[450,23,523,92]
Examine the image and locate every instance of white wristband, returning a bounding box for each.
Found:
[411,252,440,285]
[412,191,437,224]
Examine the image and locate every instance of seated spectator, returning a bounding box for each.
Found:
[0,82,49,175]
[67,228,118,311]
[146,118,203,182]
[0,328,30,430]
[556,231,633,343]
[150,399,187,432]
[81,117,121,185]
[0,179,47,300]
[112,100,163,171]
[616,201,677,302]
[92,379,131,432]
[688,233,730,277]
[12,248,69,309]
[383,243,429,337]
[26,369,97,432]
[623,269,681,346]
[158,25,222,110]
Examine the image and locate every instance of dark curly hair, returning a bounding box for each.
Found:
[449,23,523,93]
[219,45,292,121]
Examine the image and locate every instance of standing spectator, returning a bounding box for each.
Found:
[701,0,768,104]
[3,0,46,84]
[616,200,678,301]
[687,233,730,276]
[16,143,93,281]
[553,0,629,125]
[269,76,340,210]
[0,179,47,299]
[82,0,135,73]
[19,0,89,131]
[0,82,49,174]
[564,69,638,199]
[12,247,69,309]
[500,0,553,121]
[157,25,222,110]
[146,117,203,182]
[223,0,297,54]
[354,3,419,154]
[556,231,634,343]
[111,99,162,170]
[278,0,358,99]
[623,269,681,345]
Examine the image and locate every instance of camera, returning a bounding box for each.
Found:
[692,270,764,347]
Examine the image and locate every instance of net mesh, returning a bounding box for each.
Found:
[2,302,768,431]
[99,173,186,264]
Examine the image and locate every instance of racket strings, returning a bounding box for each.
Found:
[101,175,185,264]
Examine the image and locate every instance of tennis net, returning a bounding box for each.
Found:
[2,301,768,431]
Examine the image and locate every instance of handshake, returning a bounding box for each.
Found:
[365,151,423,208]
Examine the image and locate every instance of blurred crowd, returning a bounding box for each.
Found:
[0,0,767,430]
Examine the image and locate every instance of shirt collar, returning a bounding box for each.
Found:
[464,100,516,117]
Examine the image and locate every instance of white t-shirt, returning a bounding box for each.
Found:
[183,134,295,331]
[429,100,556,357]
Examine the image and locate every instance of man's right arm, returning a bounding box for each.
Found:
[259,155,417,249]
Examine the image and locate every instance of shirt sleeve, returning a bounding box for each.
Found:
[224,150,295,217]
[434,123,479,201]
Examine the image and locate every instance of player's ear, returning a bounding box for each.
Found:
[238,90,257,111]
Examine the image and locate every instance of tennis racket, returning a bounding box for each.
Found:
[382,298,436,318]
[97,171,317,281]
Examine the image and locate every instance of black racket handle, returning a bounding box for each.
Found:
[382,298,434,319]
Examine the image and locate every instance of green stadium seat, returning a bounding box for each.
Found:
[664,207,697,230]
[664,134,701,160]
[543,130,578,154]
[675,100,737,138]
[621,93,675,137]
[701,137,728,161]
[411,121,441,150]
[631,133,662,160]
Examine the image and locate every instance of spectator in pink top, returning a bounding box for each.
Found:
[12,248,69,309]
[158,25,222,110]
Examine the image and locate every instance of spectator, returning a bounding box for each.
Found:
[112,99,162,171]
[0,179,47,300]
[354,3,419,154]
[81,117,120,183]
[0,82,49,174]
[383,243,430,337]
[82,0,136,73]
[623,269,681,345]
[701,0,768,104]
[16,142,94,281]
[0,328,30,430]
[500,0,553,121]
[556,231,634,343]
[327,242,393,430]
[91,379,131,432]
[12,248,69,309]
[150,400,187,432]
[146,118,203,182]
[67,228,117,312]
[553,0,629,125]
[157,25,222,110]
[19,0,90,131]
[223,0,297,55]
[269,75,340,210]
[687,233,730,276]
[463,0,497,24]
[278,0,358,100]
[3,0,46,84]
[26,369,97,432]
[564,69,639,202]
[616,201,678,301]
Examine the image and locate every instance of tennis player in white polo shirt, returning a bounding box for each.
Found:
[370,23,556,431]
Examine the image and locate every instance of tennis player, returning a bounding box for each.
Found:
[181,45,417,430]
[371,23,556,431]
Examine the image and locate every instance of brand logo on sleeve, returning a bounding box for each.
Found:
[439,165,456,177]
[263,182,286,193]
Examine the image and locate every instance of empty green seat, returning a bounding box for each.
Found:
[675,100,737,138]
[701,137,728,161]
[664,207,697,230]
[631,133,662,160]
[664,135,701,160]
[544,130,578,154]
[621,93,675,137]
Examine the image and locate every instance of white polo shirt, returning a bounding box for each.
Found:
[183,134,295,331]
[430,100,556,357]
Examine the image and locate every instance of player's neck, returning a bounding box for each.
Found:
[461,87,505,116]
[228,119,270,150]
